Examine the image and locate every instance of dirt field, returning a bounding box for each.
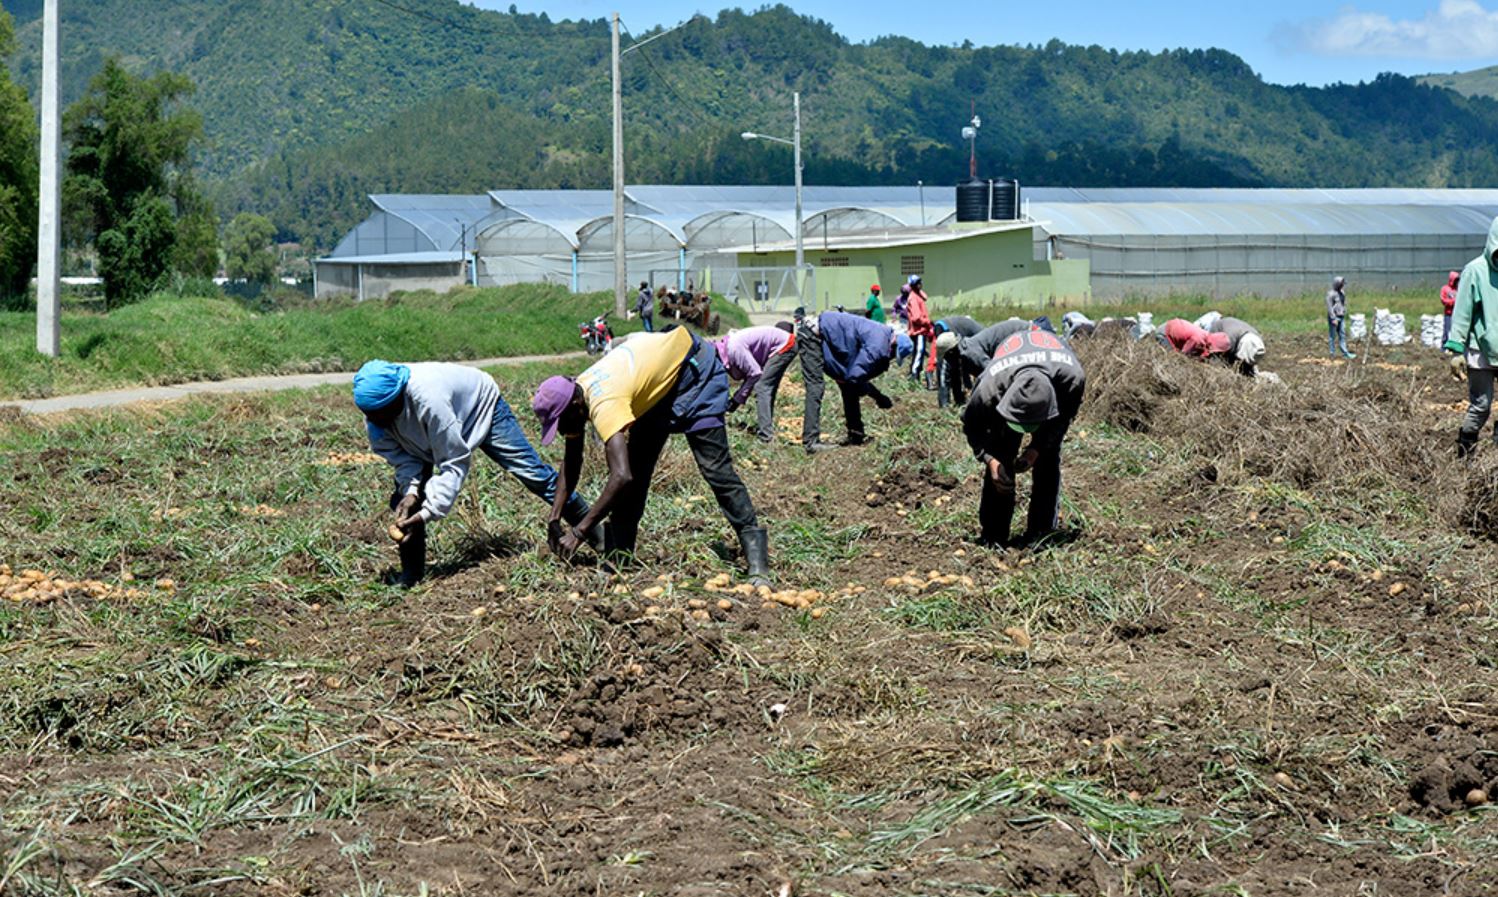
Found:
[2,334,1496,896]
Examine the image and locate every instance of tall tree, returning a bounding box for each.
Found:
[0,8,39,304]
[62,58,209,307]
[223,212,276,285]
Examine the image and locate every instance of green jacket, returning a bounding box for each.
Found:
[866,292,886,323]
[1445,217,1498,358]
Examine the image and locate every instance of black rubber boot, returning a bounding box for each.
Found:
[397,526,427,588]
[1459,431,1479,460]
[739,526,771,586]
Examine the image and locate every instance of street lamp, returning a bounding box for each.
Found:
[740,91,803,271]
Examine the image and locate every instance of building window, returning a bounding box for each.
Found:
[818,256,849,267]
[900,255,925,277]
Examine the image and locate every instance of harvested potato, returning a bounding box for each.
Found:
[690,609,711,621]
[1003,626,1032,650]
[1466,788,1488,807]
[810,607,826,619]
[387,524,407,544]
[641,586,665,600]
[1388,582,1407,597]
[716,599,733,611]
[687,598,708,610]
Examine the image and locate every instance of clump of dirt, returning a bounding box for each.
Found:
[1399,719,1498,813]
[864,464,959,509]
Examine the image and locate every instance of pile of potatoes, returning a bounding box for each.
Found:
[883,569,977,594]
[317,451,383,466]
[0,563,170,604]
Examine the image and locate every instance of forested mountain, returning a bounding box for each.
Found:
[8,0,1498,249]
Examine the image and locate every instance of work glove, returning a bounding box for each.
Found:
[986,458,1015,492]
[872,392,893,410]
[1449,353,1468,382]
[1014,447,1041,474]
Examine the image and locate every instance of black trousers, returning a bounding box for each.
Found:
[978,428,1065,545]
[609,415,758,554]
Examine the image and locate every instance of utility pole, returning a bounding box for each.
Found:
[35,0,60,357]
[611,12,626,317]
[792,91,803,272]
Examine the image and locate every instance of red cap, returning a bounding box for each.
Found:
[870,284,880,292]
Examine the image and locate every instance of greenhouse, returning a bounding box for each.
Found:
[316,186,1498,301]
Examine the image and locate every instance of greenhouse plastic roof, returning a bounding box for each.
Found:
[368,195,500,252]
[328,187,1498,258]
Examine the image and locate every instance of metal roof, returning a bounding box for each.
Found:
[326,187,1498,260]
[1031,201,1498,237]
[722,219,1037,254]
[316,251,466,266]
[368,195,499,252]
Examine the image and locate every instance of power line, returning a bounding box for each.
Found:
[619,18,724,132]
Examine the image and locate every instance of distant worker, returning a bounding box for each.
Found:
[1160,318,1231,360]
[891,283,911,334]
[354,360,592,588]
[865,284,886,323]
[635,281,655,333]
[931,314,983,408]
[1210,316,1267,377]
[798,310,896,451]
[1444,218,1498,458]
[944,318,1037,407]
[905,275,935,386]
[1327,276,1355,359]
[1061,311,1094,340]
[963,328,1086,547]
[531,328,769,580]
[712,323,797,443]
[1442,270,1460,346]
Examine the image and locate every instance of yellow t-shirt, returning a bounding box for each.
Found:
[575,329,692,442]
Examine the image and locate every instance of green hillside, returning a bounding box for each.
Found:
[1419,65,1498,100]
[9,1,1498,249]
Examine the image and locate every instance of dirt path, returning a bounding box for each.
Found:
[0,352,587,416]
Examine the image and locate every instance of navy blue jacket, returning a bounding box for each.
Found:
[819,311,894,387]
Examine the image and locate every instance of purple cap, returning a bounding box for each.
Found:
[532,376,578,446]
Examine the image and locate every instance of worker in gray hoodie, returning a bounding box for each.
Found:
[1210,316,1267,377]
[1444,217,1498,457]
[353,360,593,587]
[1327,276,1355,359]
[962,328,1085,547]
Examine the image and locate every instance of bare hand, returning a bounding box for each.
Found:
[395,494,420,521]
[557,527,582,560]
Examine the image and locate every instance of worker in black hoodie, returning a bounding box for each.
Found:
[962,328,1086,547]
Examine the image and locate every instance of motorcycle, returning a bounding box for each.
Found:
[579,313,614,355]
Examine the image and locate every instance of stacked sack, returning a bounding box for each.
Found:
[1373,308,1411,346]
[1349,313,1367,341]
[1419,315,1444,348]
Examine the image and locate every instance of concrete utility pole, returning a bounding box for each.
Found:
[611,12,626,317]
[35,0,61,357]
[792,91,803,271]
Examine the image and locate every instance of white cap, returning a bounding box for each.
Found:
[1236,332,1266,366]
[935,331,959,353]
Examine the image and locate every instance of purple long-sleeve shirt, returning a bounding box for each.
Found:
[715,326,794,407]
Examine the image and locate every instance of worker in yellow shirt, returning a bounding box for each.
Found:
[531,327,769,582]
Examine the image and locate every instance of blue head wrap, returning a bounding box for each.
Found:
[895,333,914,359]
[353,360,410,413]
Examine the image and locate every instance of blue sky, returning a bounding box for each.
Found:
[471,0,1498,86]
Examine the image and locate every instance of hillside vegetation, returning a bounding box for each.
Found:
[10,1,1498,248]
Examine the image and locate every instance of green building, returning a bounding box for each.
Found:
[727,221,1090,310]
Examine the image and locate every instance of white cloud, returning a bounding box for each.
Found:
[1275,0,1498,58]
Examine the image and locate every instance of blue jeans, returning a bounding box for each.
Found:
[1328,317,1350,356]
[480,395,588,520]
[640,313,654,333]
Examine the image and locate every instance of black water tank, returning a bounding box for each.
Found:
[955,178,991,223]
[991,178,1021,220]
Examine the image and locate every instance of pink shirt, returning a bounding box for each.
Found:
[715,326,795,406]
